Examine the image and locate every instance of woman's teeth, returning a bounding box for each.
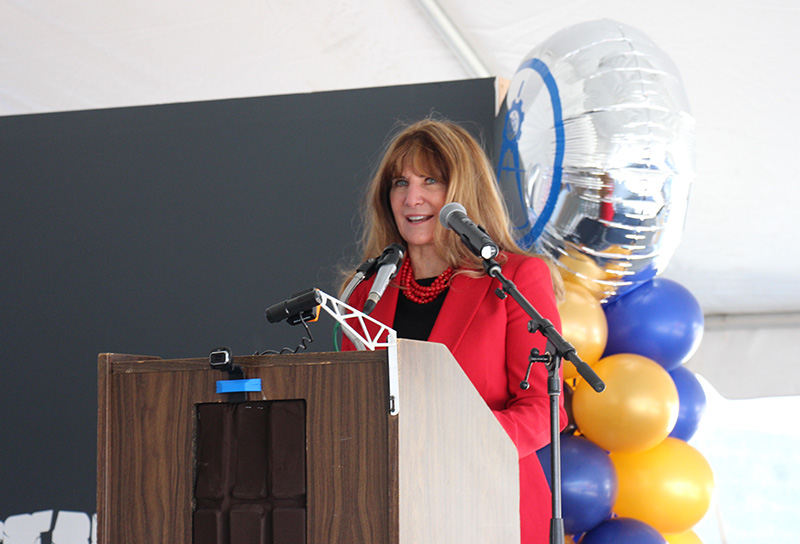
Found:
[408,215,430,223]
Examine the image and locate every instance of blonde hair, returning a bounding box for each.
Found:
[347,118,563,298]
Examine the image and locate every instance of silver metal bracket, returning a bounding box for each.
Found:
[316,290,399,415]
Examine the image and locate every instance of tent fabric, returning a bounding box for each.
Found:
[2,0,799,396]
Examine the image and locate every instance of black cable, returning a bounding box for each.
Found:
[255,312,315,355]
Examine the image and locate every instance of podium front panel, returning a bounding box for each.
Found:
[98,351,396,544]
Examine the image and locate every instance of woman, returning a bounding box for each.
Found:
[342,118,566,543]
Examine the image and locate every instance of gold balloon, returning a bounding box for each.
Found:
[572,353,679,452]
[558,280,608,379]
[664,530,704,544]
[611,438,714,534]
[556,247,611,300]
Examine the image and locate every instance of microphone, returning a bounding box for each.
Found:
[341,256,379,304]
[439,202,499,260]
[363,243,405,315]
[266,287,322,325]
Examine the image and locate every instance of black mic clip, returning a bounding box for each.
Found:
[520,348,553,390]
[376,243,404,268]
[356,256,379,280]
[483,257,503,281]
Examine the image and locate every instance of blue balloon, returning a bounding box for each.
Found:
[669,365,707,441]
[603,278,704,370]
[536,435,617,534]
[581,517,666,544]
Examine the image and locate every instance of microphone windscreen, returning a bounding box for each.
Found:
[439,202,466,228]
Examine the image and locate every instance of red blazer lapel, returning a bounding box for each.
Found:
[428,272,495,353]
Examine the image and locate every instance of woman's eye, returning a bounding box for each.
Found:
[425,177,438,184]
[392,179,408,188]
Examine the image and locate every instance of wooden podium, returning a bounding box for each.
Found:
[97,339,520,543]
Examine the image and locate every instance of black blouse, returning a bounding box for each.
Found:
[392,277,448,341]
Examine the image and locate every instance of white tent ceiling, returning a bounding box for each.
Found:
[2,0,799,397]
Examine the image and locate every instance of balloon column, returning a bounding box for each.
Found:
[504,19,714,543]
[547,278,712,542]
[550,274,714,544]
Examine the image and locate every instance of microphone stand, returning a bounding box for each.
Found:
[483,258,605,544]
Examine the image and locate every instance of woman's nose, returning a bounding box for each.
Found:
[405,182,425,206]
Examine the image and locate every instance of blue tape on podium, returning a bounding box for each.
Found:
[216,379,262,394]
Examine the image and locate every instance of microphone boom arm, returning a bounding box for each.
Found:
[482,257,604,544]
[483,259,604,392]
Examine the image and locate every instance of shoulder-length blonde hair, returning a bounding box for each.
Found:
[348,118,563,297]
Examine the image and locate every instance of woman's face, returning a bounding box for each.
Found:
[389,164,448,253]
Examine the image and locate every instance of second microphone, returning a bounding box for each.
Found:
[363,243,405,315]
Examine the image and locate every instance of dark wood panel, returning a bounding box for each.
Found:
[99,351,394,543]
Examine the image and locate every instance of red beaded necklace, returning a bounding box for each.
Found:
[397,256,454,304]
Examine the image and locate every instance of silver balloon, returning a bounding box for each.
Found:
[497,19,695,302]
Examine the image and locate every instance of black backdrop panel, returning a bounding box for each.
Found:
[0,79,497,518]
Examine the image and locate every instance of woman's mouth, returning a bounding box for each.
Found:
[407,215,433,223]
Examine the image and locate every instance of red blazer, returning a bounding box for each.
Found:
[343,252,566,543]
